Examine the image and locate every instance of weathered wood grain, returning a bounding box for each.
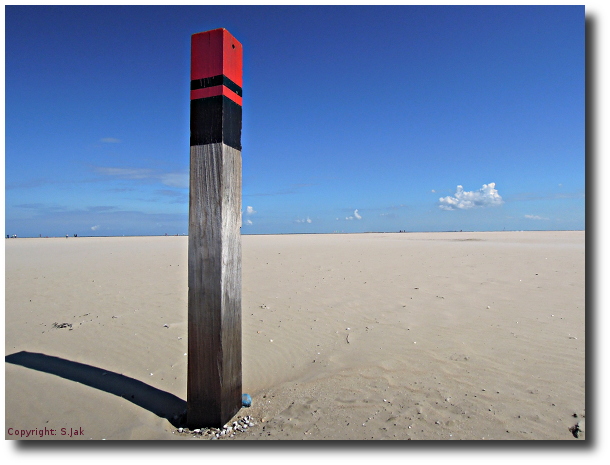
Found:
[187,142,242,428]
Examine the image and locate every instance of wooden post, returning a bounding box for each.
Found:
[187,28,243,429]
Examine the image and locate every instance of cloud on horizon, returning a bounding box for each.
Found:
[100,137,121,143]
[345,209,362,220]
[439,183,504,211]
[524,214,549,220]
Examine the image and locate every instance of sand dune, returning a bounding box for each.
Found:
[5,231,585,440]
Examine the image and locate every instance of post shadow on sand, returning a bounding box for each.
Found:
[5,351,187,427]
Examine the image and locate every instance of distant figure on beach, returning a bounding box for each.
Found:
[66,234,69,239]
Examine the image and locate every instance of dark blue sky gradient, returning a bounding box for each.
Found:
[5,5,584,236]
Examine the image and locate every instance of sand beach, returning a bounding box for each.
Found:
[5,231,585,440]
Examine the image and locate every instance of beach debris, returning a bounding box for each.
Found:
[569,421,584,438]
[52,322,72,329]
[178,416,256,439]
[242,393,252,407]
[163,324,169,328]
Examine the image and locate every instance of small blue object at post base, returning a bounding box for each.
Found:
[242,393,252,407]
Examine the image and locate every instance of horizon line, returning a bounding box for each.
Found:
[5,229,586,239]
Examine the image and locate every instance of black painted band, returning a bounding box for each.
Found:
[191,75,242,97]
[190,95,242,150]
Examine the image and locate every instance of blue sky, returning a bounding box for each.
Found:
[4,5,585,237]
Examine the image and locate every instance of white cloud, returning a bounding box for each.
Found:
[159,173,188,189]
[431,189,436,193]
[244,219,253,226]
[91,225,100,231]
[295,217,312,224]
[439,183,504,210]
[100,137,121,143]
[95,167,153,179]
[524,214,549,220]
[246,206,256,215]
[94,166,188,189]
[345,209,362,220]
[307,217,312,224]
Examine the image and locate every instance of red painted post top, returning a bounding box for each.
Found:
[191,28,242,89]
[190,28,242,149]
